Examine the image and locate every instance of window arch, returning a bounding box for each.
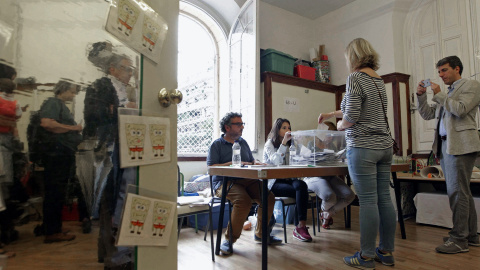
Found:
[177,1,227,159]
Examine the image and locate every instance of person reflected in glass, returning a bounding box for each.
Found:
[263,118,312,242]
[84,49,137,269]
[39,80,83,243]
[0,61,21,258]
[318,38,396,269]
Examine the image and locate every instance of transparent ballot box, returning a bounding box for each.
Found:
[290,129,346,165]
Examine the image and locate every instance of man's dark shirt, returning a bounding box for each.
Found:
[207,135,254,190]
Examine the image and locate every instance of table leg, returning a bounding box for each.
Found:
[262,180,268,270]
[392,172,406,239]
[345,175,351,228]
[215,179,228,255]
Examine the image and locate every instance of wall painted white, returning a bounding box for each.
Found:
[312,0,414,85]
[259,1,314,61]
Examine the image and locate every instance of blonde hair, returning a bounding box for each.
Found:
[345,38,380,72]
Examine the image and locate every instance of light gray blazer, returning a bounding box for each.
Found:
[417,78,480,156]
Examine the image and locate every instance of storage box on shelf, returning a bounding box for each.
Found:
[260,48,295,76]
[294,65,316,81]
[290,129,346,166]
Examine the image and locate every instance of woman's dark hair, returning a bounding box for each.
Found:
[0,60,17,80]
[267,118,291,148]
[436,56,463,75]
[219,112,242,133]
[0,78,16,94]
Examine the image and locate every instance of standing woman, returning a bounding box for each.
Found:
[263,118,312,242]
[318,38,396,269]
[39,80,83,243]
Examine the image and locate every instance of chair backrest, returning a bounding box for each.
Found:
[177,165,185,197]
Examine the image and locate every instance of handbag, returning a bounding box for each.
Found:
[371,78,400,154]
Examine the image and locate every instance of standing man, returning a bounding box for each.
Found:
[417,55,480,254]
[85,52,137,269]
[207,112,281,255]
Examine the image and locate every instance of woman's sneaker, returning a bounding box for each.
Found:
[293,226,312,242]
[374,247,394,266]
[343,251,375,269]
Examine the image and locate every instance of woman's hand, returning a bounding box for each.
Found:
[336,120,345,131]
[282,131,292,145]
[318,112,333,124]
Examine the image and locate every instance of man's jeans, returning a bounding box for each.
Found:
[347,147,396,258]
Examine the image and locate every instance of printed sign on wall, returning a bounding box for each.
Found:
[118,114,170,168]
[117,193,176,246]
[284,96,300,113]
[105,0,168,63]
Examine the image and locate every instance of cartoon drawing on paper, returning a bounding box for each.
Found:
[130,197,150,234]
[149,124,166,157]
[152,201,171,236]
[117,0,140,37]
[125,123,146,160]
[142,17,161,52]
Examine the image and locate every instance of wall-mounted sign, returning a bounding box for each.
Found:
[117,193,176,246]
[284,96,300,113]
[105,0,168,63]
[118,114,171,168]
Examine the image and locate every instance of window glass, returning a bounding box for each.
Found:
[177,15,215,156]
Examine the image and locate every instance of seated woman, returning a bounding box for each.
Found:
[304,121,355,229]
[263,118,312,242]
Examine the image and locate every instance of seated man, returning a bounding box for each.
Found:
[207,112,281,255]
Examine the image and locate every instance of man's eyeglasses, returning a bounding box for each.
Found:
[119,65,135,73]
[230,122,245,127]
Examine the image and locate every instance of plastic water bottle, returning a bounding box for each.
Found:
[232,141,241,167]
[289,143,296,165]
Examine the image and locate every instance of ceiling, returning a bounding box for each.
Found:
[262,0,357,20]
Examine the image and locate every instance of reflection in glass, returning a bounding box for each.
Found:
[0,0,140,268]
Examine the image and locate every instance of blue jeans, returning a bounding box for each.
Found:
[347,147,395,258]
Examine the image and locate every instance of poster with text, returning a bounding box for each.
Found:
[118,114,170,168]
[105,0,168,64]
[117,193,176,246]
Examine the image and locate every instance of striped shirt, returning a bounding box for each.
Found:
[340,71,394,150]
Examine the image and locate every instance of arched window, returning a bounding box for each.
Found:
[177,3,227,159]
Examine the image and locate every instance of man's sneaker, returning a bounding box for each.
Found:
[219,240,233,255]
[443,236,480,247]
[436,240,469,254]
[374,247,394,266]
[343,251,375,269]
[254,234,282,245]
[293,226,312,242]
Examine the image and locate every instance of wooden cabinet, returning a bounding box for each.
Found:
[262,71,412,156]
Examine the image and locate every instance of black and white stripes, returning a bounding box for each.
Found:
[340,72,394,150]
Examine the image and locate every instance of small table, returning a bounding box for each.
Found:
[392,172,480,239]
[208,163,409,270]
